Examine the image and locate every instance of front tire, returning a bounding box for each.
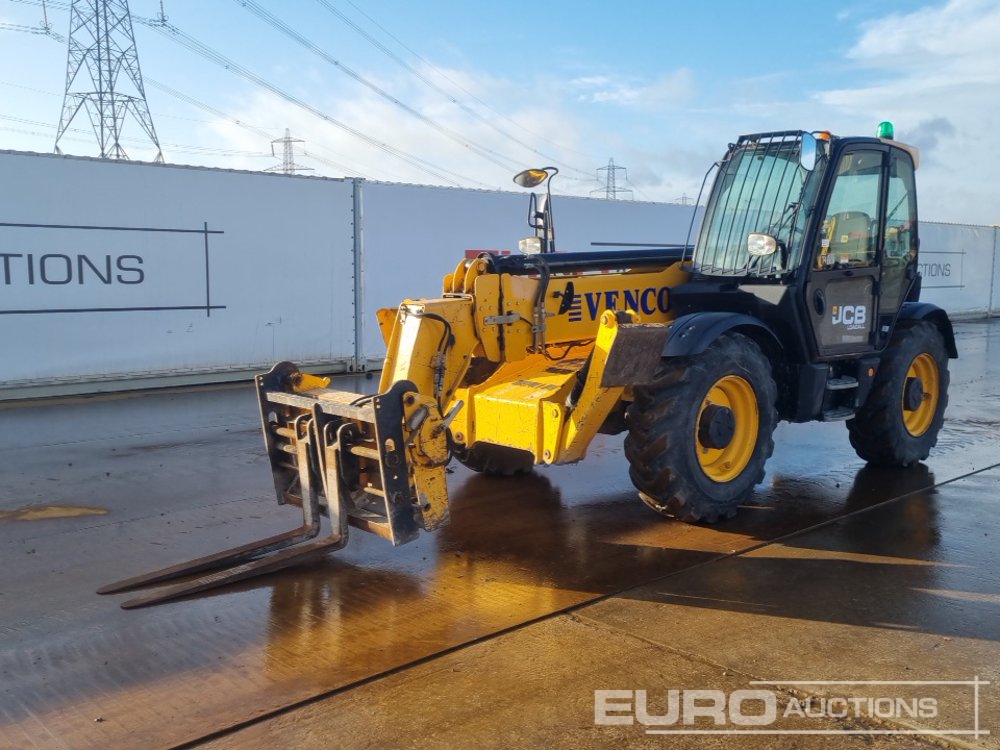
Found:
[624,333,778,523]
[848,321,949,467]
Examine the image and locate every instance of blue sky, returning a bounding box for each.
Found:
[1,0,997,223]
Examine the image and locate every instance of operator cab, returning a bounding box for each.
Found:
[686,126,921,361]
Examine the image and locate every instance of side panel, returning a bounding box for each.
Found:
[808,274,876,352]
[0,153,356,395]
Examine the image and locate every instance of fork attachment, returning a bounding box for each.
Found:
[98,362,452,608]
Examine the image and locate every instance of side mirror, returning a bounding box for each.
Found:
[513,168,551,188]
[800,133,817,171]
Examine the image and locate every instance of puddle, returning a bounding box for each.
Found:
[0,504,109,522]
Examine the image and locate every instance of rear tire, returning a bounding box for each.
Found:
[453,442,535,476]
[624,333,778,523]
[848,322,949,467]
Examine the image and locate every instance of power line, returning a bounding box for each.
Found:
[236,0,523,173]
[135,17,491,187]
[4,0,492,186]
[0,20,52,34]
[4,1,588,187]
[143,78,367,178]
[339,0,596,171]
[0,30,368,176]
[313,0,593,178]
[1,28,289,166]
[1,71,413,180]
[0,112,271,157]
[3,0,68,41]
[625,178,654,202]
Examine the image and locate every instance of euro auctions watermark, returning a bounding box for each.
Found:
[594,678,990,739]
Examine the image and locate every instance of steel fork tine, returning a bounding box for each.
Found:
[99,413,343,604]
[119,534,347,609]
[96,522,320,595]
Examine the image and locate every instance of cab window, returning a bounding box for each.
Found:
[816,150,883,269]
[880,152,918,311]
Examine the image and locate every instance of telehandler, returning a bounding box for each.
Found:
[101,125,955,607]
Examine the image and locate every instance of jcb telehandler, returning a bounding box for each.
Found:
[102,125,955,607]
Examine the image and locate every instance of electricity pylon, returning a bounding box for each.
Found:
[265,129,313,175]
[54,0,163,162]
[590,158,633,200]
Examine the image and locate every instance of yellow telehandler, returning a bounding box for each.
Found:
[101,126,956,607]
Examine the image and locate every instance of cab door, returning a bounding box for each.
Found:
[806,146,886,357]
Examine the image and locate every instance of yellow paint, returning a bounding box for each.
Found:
[903,352,939,437]
[542,402,564,464]
[471,274,503,361]
[463,257,488,294]
[375,307,397,348]
[292,373,331,392]
[378,297,477,400]
[0,504,108,522]
[381,257,692,471]
[456,354,582,459]
[292,252,691,537]
[695,375,758,483]
[449,257,468,293]
[557,309,632,463]
[403,391,451,531]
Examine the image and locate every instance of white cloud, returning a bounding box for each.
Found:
[847,0,1000,74]
[815,0,1000,223]
[571,68,694,108]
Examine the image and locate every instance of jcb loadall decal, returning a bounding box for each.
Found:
[831,304,868,330]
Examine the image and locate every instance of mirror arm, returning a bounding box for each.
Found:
[544,179,555,252]
[514,166,559,253]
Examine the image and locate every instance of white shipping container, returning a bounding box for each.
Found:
[0,151,994,399]
[0,151,357,396]
[918,222,997,318]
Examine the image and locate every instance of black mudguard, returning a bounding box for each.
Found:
[896,302,958,358]
[661,311,783,358]
[600,312,782,387]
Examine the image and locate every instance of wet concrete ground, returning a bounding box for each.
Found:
[0,320,998,749]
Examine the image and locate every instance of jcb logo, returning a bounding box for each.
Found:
[831,304,867,330]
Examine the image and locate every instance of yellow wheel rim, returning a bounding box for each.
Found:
[902,353,939,437]
[696,375,758,483]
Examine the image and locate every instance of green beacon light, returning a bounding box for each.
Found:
[877,121,894,140]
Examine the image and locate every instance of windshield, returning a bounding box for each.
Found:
[694,133,819,277]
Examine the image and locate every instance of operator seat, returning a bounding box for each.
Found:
[826,211,873,266]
